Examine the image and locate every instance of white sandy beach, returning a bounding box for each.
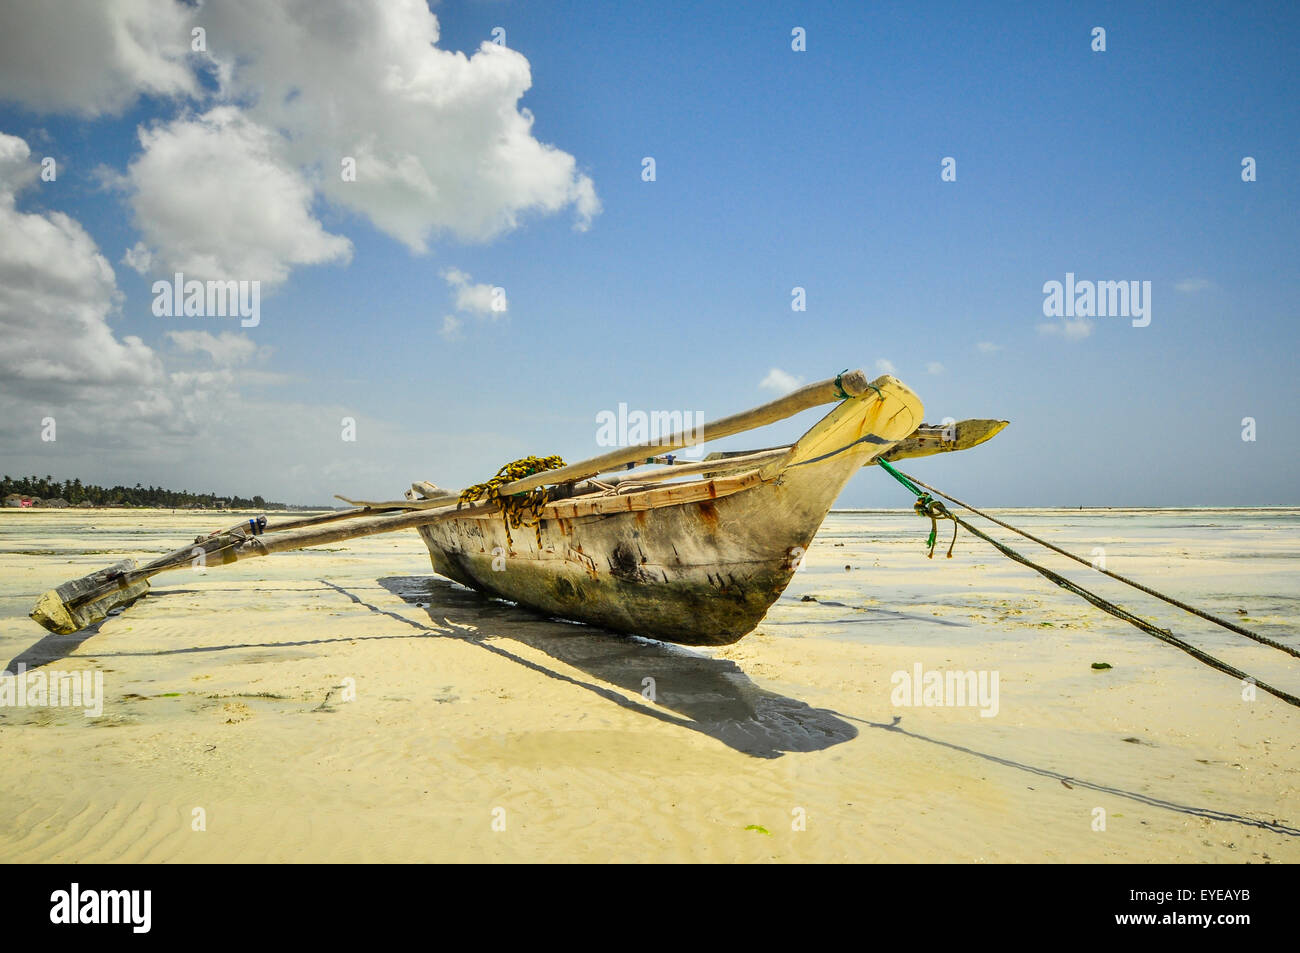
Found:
[0,507,1296,863]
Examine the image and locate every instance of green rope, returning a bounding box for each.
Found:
[878,458,951,556]
[907,471,1300,662]
[878,458,922,496]
[832,369,852,400]
[834,369,884,402]
[875,464,1300,709]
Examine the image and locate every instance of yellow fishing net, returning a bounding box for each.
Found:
[458,455,566,547]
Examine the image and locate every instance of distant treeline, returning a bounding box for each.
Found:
[2,474,288,510]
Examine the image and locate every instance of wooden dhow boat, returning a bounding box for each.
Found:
[30,369,1006,645]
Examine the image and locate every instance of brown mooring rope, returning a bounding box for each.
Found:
[907,474,1300,661]
[878,462,1299,709]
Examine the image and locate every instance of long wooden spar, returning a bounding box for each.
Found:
[493,369,876,495]
[29,369,880,635]
[28,500,501,636]
[589,418,1011,487]
[337,370,878,506]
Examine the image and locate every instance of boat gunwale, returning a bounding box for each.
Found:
[449,468,769,521]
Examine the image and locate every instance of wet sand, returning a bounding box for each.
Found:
[1,507,1296,862]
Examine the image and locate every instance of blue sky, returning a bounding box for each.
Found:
[0,1,1296,506]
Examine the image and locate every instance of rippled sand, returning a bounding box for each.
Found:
[1,507,1296,862]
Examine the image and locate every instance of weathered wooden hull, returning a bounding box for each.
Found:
[418,379,923,644]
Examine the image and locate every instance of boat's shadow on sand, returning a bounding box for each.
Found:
[6,618,113,672]
[368,576,855,759]
[9,577,1298,836]
[317,576,1300,834]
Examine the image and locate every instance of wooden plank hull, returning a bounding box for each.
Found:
[418,379,923,644]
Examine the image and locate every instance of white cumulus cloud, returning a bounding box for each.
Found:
[126,107,352,285]
[121,240,153,275]
[166,330,259,365]
[759,368,804,394]
[0,131,233,452]
[1037,319,1094,340]
[0,0,199,117]
[0,130,454,502]
[443,267,505,317]
[0,0,600,287]
[200,0,600,248]
[0,133,159,392]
